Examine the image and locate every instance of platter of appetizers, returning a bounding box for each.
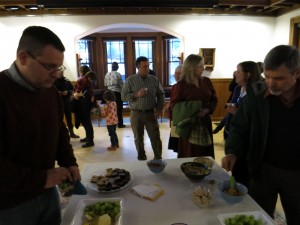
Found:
[87,168,133,193]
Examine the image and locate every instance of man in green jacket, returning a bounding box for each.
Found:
[222,45,300,225]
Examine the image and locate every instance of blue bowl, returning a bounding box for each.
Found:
[218,181,248,204]
[147,159,167,173]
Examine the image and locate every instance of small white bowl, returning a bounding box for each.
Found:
[192,186,212,207]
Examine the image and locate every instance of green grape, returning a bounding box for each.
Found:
[84,201,121,219]
[223,214,263,225]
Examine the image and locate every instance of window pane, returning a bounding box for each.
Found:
[77,39,91,68]
[168,38,181,85]
[169,62,180,85]
[106,41,126,80]
[134,40,153,71]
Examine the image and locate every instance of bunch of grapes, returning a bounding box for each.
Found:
[84,201,121,218]
[224,214,263,225]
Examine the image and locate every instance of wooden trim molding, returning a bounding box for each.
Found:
[211,78,232,121]
[289,16,300,47]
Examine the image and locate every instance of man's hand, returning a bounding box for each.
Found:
[221,154,237,172]
[68,166,81,181]
[134,88,148,98]
[44,167,72,189]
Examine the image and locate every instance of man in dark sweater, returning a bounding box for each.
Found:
[0,26,80,225]
[222,45,300,225]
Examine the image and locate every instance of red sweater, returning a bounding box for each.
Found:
[0,69,78,210]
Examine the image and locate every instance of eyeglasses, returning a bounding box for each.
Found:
[27,51,66,73]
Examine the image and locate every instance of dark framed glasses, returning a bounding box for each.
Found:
[27,51,66,73]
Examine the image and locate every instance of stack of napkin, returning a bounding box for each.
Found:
[132,184,164,201]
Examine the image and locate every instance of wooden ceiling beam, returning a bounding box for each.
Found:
[224,5,236,11]
[0,0,299,17]
[0,0,36,5]
[270,0,285,6]
[219,0,269,6]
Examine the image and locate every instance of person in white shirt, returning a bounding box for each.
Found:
[104,62,125,128]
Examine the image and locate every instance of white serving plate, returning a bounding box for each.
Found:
[71,198,123,225]
[217,211,276,225]
[86,169,133,193]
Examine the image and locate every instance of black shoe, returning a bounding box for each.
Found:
[80,138,88,143]
[82,142,94,148]
[137,156,147,161]
[118,125,126,128]
[70,133,80,138]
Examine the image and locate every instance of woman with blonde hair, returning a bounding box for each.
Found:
[170,54,218,158]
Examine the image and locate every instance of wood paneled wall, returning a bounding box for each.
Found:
[211,79,232,121]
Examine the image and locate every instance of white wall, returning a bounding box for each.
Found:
[274,9,300,45]
[0,10,299,80]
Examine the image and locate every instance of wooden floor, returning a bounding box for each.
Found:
[70,118,286,224]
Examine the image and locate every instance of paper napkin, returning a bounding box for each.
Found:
[132,184,164,201]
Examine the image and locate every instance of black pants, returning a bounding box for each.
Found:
[113,91,124,127]
[63,100,73,132]
[249,163,300,225]
[76,98,94,142]
[107,124,118,146]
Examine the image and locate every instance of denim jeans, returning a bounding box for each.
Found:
[0,187,61,225]
[107,124,118,146]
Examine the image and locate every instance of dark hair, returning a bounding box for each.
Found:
[135,56,148,68]
[238,61,262,84]
[80,65,90,76]
[17,26,65,56]
[256,62,264,74]
[264,45,300,73]
[103,90,116,101]
[85,71,96,80]
[112,62,119,71]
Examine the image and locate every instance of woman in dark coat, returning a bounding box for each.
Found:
[73,69,96,148]
[170,54,218,158]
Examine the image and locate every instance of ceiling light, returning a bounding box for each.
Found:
[6,6,19,11]
[28,6,39,10]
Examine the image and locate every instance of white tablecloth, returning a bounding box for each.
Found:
[61,157,275,225]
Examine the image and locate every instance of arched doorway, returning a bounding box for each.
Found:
[75,23,184,88]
